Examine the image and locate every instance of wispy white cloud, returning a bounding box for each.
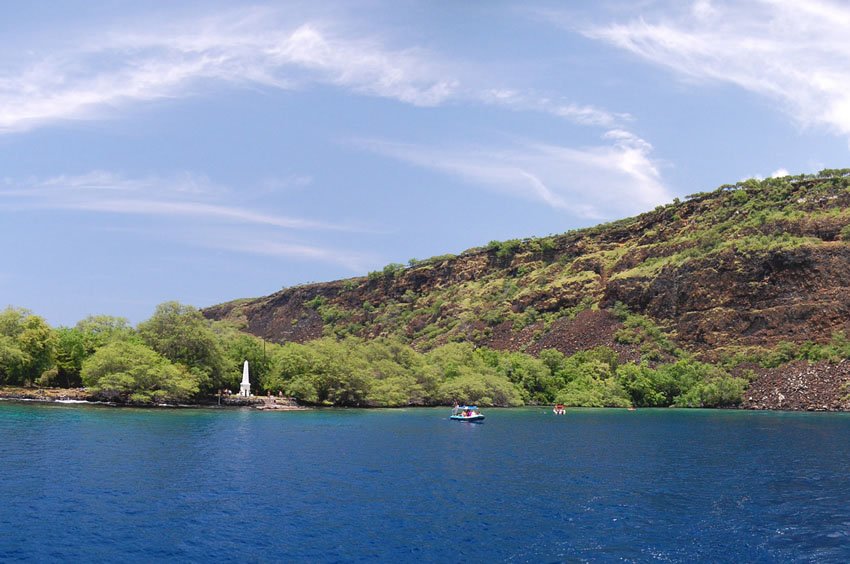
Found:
[0,16,456,133]
[0,8,629,133]
[353,130,671,219]
[67,199,342,231]
[479,88,629,127]
[201,234,376,272]
[0,171,348,231]
[580,0,850,139]
[0,171,368,269]
[740,167,793,181]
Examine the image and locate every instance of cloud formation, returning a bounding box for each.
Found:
[480,88,629,127]
[0,171,348,230]
[581,0,850,139]
[0,8,626,134]
[202,235,374,272]
[0,19,452,132]
[354,130,670,219]
[0,171,366,269]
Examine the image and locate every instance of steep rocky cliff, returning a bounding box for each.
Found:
[205,171,850,409]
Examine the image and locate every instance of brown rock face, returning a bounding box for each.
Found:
[604,245,850,348]
[522,310,633,359]
[208,244,850,353]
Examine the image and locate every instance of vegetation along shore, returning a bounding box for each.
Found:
[5,171,850,411]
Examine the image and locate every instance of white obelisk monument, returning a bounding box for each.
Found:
[239,360,251,397]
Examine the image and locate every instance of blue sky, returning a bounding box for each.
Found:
[3,0,850,326]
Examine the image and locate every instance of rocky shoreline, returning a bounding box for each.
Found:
[741,359,850,412]
[3,369,850,412]
[0,387,309,410]
[0,387,91,402]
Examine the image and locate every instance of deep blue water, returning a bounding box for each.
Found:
[1,404,850,562]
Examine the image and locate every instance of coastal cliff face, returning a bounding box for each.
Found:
[204,171,850,410]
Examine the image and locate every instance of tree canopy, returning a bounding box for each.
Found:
[81,341,198,404]
[0,301,751,408]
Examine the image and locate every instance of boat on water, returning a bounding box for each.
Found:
[553,404,566,415]
[450,405,485,422]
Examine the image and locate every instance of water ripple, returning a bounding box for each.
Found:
[2,405,850,561]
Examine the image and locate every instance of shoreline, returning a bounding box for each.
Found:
[0,387,309,410]
[1,387,849,412]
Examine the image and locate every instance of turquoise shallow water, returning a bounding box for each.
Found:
[1,403,850,562]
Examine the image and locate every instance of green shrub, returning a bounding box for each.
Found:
[483,308,505,326]
[673,375,747,407]
[555,375,631,407]
[81,341,199,403]
[382,263,406,278]
[616,363,667,407]
[305,296,326,309]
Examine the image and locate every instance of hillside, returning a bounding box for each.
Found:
[204,170,850,408]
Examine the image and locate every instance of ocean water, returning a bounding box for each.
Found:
[1,404,849,562]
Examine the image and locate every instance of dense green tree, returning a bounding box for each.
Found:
[285,374,320,404]
[215,324,282,393]
[616,363,667,407]
[556,375,632,408]
[555,358,631,407]
[0,307,28,339]
[276,342,319,380]
[277,342,325,402]
[656,359,722,404]
[0,334,26,385]
[309,338,372,405]
[673,375,747,407]
[0,308,30,384]
[360,338,439,406]
[428,342,524,406]
[280,338,371,405]
[138,302,226,394]
[0,301,753,408]
[81,341,198,403]
[493,351,556,404]
[18,315,56,384]
[52,328,87,387]
[426,342,481,380]
[76,315,134,349]
[277,337,427,406]
[539,349,566,376]
[50,316,135,388]
[0,308,55,385]
[554,347,618,382]
[436,372,524,407]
